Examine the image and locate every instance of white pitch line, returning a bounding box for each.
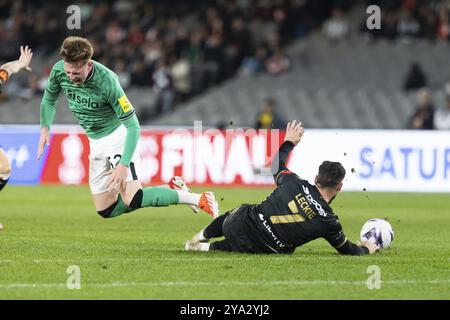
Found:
[147,256,450,262]
[0,256,445,264]
[1,279,450,289]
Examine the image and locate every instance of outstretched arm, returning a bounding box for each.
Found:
[335,239,378,255]
[325,221,379,256]
[104,76,141,192]
[271,120,304,183]
[0,45,33,84]
[38,62,62,160]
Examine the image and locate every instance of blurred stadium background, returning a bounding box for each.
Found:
[1,0,449,129]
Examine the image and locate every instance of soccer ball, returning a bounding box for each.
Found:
[360,218,394,249]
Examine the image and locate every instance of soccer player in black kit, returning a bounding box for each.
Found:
[185,120,378,255]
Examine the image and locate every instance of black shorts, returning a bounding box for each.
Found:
[222,204,279,254]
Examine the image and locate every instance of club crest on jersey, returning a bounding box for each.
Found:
[118,95,133,113]
[66,89,99,108]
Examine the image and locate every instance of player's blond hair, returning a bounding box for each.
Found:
[60,36,94,65]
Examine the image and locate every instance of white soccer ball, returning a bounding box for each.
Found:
[360,218,394,249]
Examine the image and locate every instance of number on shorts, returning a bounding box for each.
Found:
[106,155,137,180]
[107,154,122,169]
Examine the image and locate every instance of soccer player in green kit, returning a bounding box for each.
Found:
[37,36,219,219]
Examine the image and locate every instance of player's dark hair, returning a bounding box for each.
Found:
[60,36,94,65]
[316,161,346,188]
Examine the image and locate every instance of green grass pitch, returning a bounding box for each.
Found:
[0,185,449,299]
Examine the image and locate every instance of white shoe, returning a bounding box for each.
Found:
[168,176,200,213]
[184,240,210,251]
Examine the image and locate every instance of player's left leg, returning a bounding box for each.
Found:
[188,213,230,243]
[184,211,233,251]
[0,148,11,192]
[184,213,235,251]
[185,239,234,252]
[188,205,264,253]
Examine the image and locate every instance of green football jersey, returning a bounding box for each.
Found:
[40,60,135,139]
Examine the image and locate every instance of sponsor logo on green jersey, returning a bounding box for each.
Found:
[67,89,99,108]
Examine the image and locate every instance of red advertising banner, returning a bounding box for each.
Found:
[41,129,285,186]
[41,133,90,184]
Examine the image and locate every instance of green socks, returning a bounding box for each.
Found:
[98,187,179,219]
[141,187,179,207]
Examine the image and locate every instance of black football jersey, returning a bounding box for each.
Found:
[258,170,346,249]
[244,141,368,255]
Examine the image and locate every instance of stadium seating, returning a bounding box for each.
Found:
[1,36,449,129]
[147,36,450,129]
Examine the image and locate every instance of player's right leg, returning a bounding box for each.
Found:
[0,148,11,192]
[91,167,220,219]
[119,181,219,218]
[167,176,199,213]
[149,176,200,213]
[90,165,219,219]
[89,147,138,217]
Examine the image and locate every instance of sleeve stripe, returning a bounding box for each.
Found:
[275,170,292,184]
[335,237,348,248]
[120,110,136,121]
[275,171,283,183]
[46,88,59,94]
